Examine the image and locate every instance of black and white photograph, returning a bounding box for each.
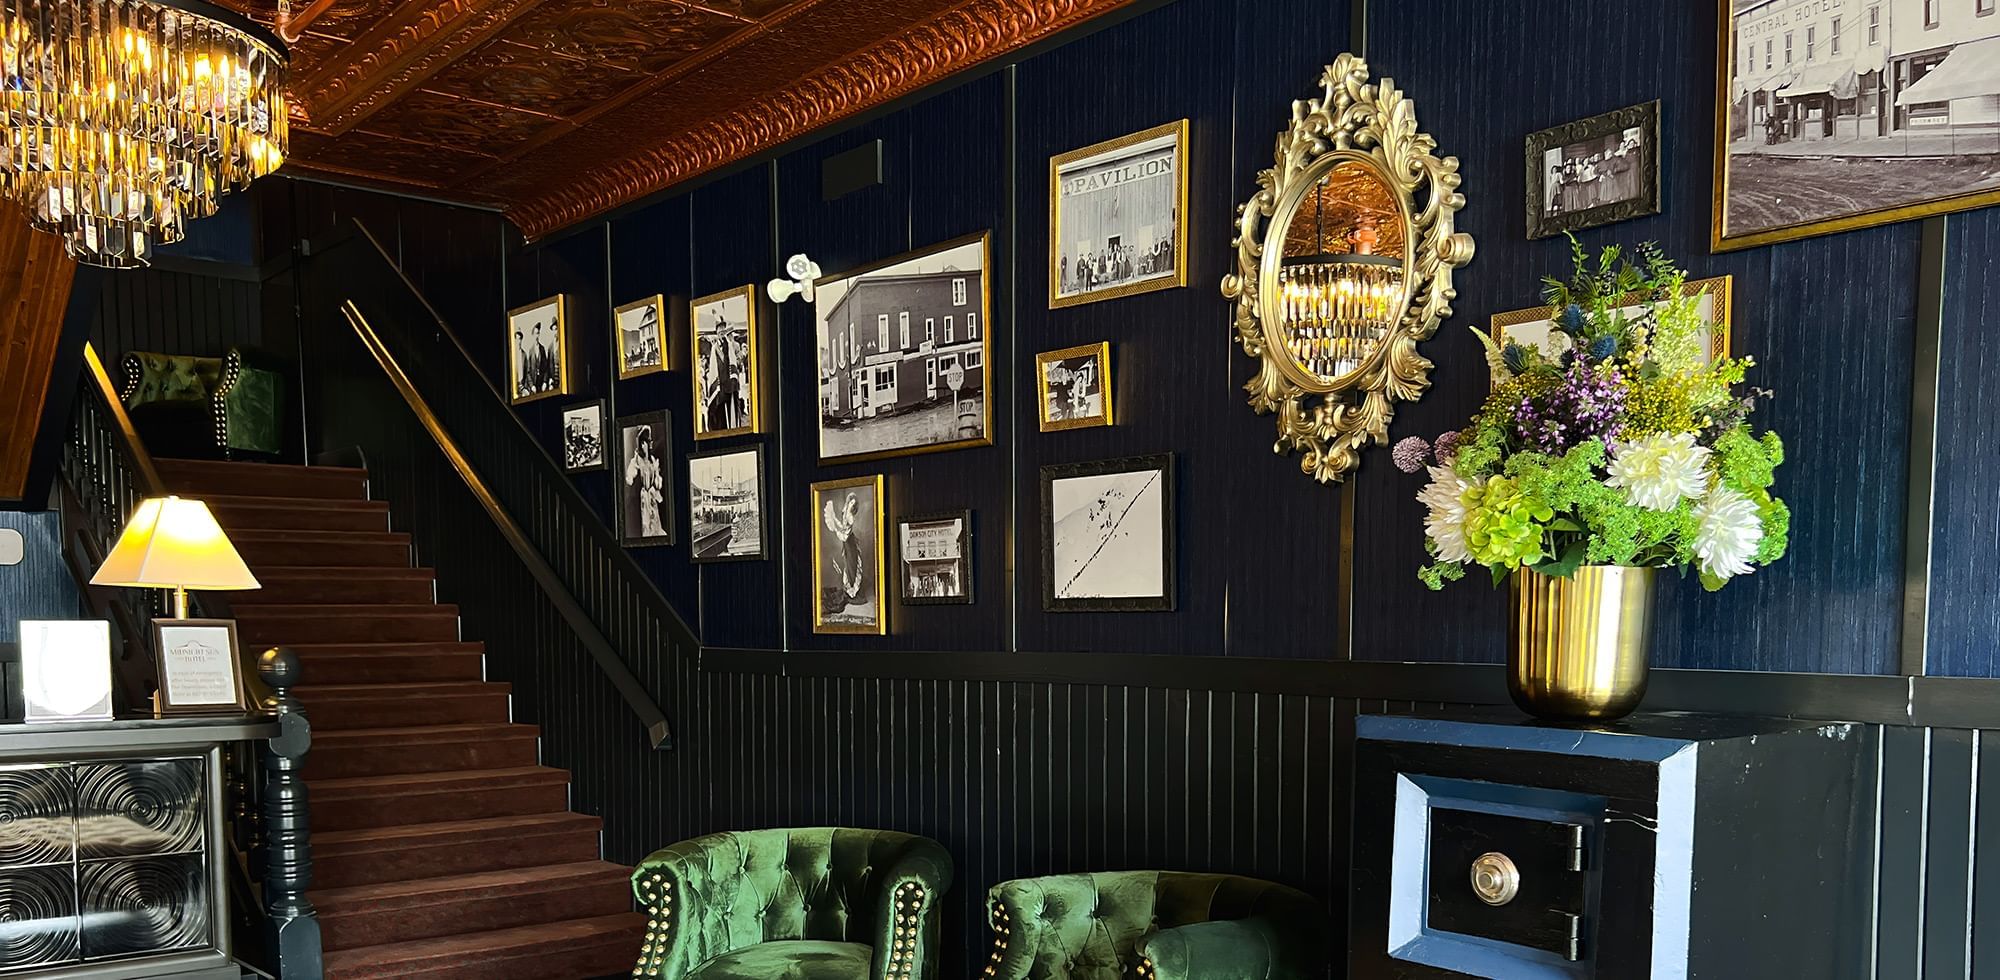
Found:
[1050,120,1189,308]
[560,399,607,473]
[1525,101,1660,239]
[689,445,764,562]
[1718,0,2000,249]
[1041,454,1175,613]
[617,410,673,547]
[615,295,667,380]
[898,510,971,605]
[816,233,992,464]
[507,295,569,404]
[692,285,761,439]
[812,475,886,635]
[1037,342,1114,432]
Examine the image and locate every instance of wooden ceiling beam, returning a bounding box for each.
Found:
[0,208,79,500]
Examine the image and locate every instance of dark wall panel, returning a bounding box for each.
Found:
[87,268,262,367]
[1354,0,1917,673]
[1927,206,2000,678]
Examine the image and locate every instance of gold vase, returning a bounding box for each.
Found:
[1508,565,1655,722]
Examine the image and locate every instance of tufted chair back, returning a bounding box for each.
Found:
[630,827,953,980]
[983,871,1323,980]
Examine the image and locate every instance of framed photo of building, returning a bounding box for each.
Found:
[1526,102,1661,239]
[507,295,569,405]
[1041,454,1175,613]
[1050,120,1189,308]
[616,410,674,547]
[691,285,762,440]
[615,295,667,380]
[898,510,971,605]
[689,444,765,562]
[815,233,992,464]
[153,619,249,716]
[812,475,886,634]
[1715,0,2000,251]
[1492,276,1734,376]
[560,399,607,473]
[1036,342,1114,432]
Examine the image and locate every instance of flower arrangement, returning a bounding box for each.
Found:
[1395,239,1790,591]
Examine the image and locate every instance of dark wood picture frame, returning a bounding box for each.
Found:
[560,398,608,474]
[897,509,973,606]
[152,618,250,716]
[688,443,767,563]
[1040,453,1176,613]
[1525,101,1661,239]
[616,409,675,548]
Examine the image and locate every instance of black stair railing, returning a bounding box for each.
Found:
[57,340,322,980]
[305,220,685,750]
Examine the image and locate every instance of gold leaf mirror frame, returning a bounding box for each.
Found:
[1222,54,1475,483]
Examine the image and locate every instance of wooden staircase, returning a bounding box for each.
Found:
[157,458,644,980]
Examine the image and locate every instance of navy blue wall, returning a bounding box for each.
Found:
[485,0,1995,677]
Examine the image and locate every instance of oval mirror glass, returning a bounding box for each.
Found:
[1267,157,1408,390]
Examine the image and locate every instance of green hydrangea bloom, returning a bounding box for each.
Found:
[1461,475,1554,568]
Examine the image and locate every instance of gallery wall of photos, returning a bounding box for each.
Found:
[496,0,1992,674]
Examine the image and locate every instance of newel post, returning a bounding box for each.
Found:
[259,647,323,979]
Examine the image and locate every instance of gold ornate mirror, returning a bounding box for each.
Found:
[1223,54,1474,483]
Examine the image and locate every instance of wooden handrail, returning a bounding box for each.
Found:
[339,299,674,750]
[80,341,165,495]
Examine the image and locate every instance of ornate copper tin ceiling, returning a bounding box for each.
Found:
[233,0,1134,237]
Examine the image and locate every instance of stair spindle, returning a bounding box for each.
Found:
[259,646,324,979]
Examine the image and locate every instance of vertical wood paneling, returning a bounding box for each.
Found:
[1924,729,1976,979]
[1878,726,1930,979]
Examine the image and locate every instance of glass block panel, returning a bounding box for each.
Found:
[0,765,74,868]
[75,759,205,860]
[0,864,81,971]
[78,854,209,959]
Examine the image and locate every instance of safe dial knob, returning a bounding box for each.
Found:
[1470,852,1520,906]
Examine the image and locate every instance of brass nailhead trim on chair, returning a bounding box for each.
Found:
[884,881,926,978]
[982,900,1011,977]
[634,875,675,977]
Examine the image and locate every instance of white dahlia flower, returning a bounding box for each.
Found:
[1417,465,1473,564]
[1606,432,1711,511]
[1692,484,1764,581]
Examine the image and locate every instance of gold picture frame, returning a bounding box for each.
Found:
[1492,275,1734,375]
[811,474,887,635]
[614,294,668,380]
[507,295,570,404]
[1036,342,1114,432]
[813,232,993,465]
[1711,0,2000,252]
[690,284,762,440]
[1050,119,1190,309]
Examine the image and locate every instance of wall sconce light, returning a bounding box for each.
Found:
[766,253,822,305]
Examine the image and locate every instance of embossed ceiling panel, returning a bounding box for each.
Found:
[247,0,1135,235]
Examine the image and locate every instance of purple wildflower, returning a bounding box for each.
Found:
[1433,430,1462,464]
[1513,360,1627,454]
[1392,436,1431,474]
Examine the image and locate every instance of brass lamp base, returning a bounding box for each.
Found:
[1508,565,1655,722]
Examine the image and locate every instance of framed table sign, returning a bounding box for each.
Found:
[20,620,114,722]
[153,620,250,715]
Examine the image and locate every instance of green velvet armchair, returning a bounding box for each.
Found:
[120,349,284,459]
[629,828,953,980]
[982,872,1326,980]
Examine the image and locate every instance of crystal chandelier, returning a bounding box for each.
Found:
[1279,210,1404,384]
[0,0,287,268]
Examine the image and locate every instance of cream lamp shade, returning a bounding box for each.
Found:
[91,496,260,618]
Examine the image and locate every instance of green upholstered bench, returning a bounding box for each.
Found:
[982,871,1327,980]
[629,827,953,980]
[120,348,284,460]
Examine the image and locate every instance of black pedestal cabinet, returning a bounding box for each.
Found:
[1348,711,1876,979]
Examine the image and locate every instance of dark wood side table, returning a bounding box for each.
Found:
[1348,711,1876,978]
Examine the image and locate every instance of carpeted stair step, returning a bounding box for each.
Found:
[297,681,509,731]
[283,642,486,684]
[157,458,368,500]
[317,861,633,951]
[314,813,605,891]
[320,912,645,980]
[307,723,541,780]
[311,766,571,832]
[229,530,412,568]
[236,604,459,644]
[202,494,392,533]
[226,568,437,605]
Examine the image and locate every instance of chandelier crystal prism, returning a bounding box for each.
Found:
[0,0,287,268]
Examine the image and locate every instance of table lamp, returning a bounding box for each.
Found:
[90,495,260,618]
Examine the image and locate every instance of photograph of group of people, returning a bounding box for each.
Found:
[507,296,569,404]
